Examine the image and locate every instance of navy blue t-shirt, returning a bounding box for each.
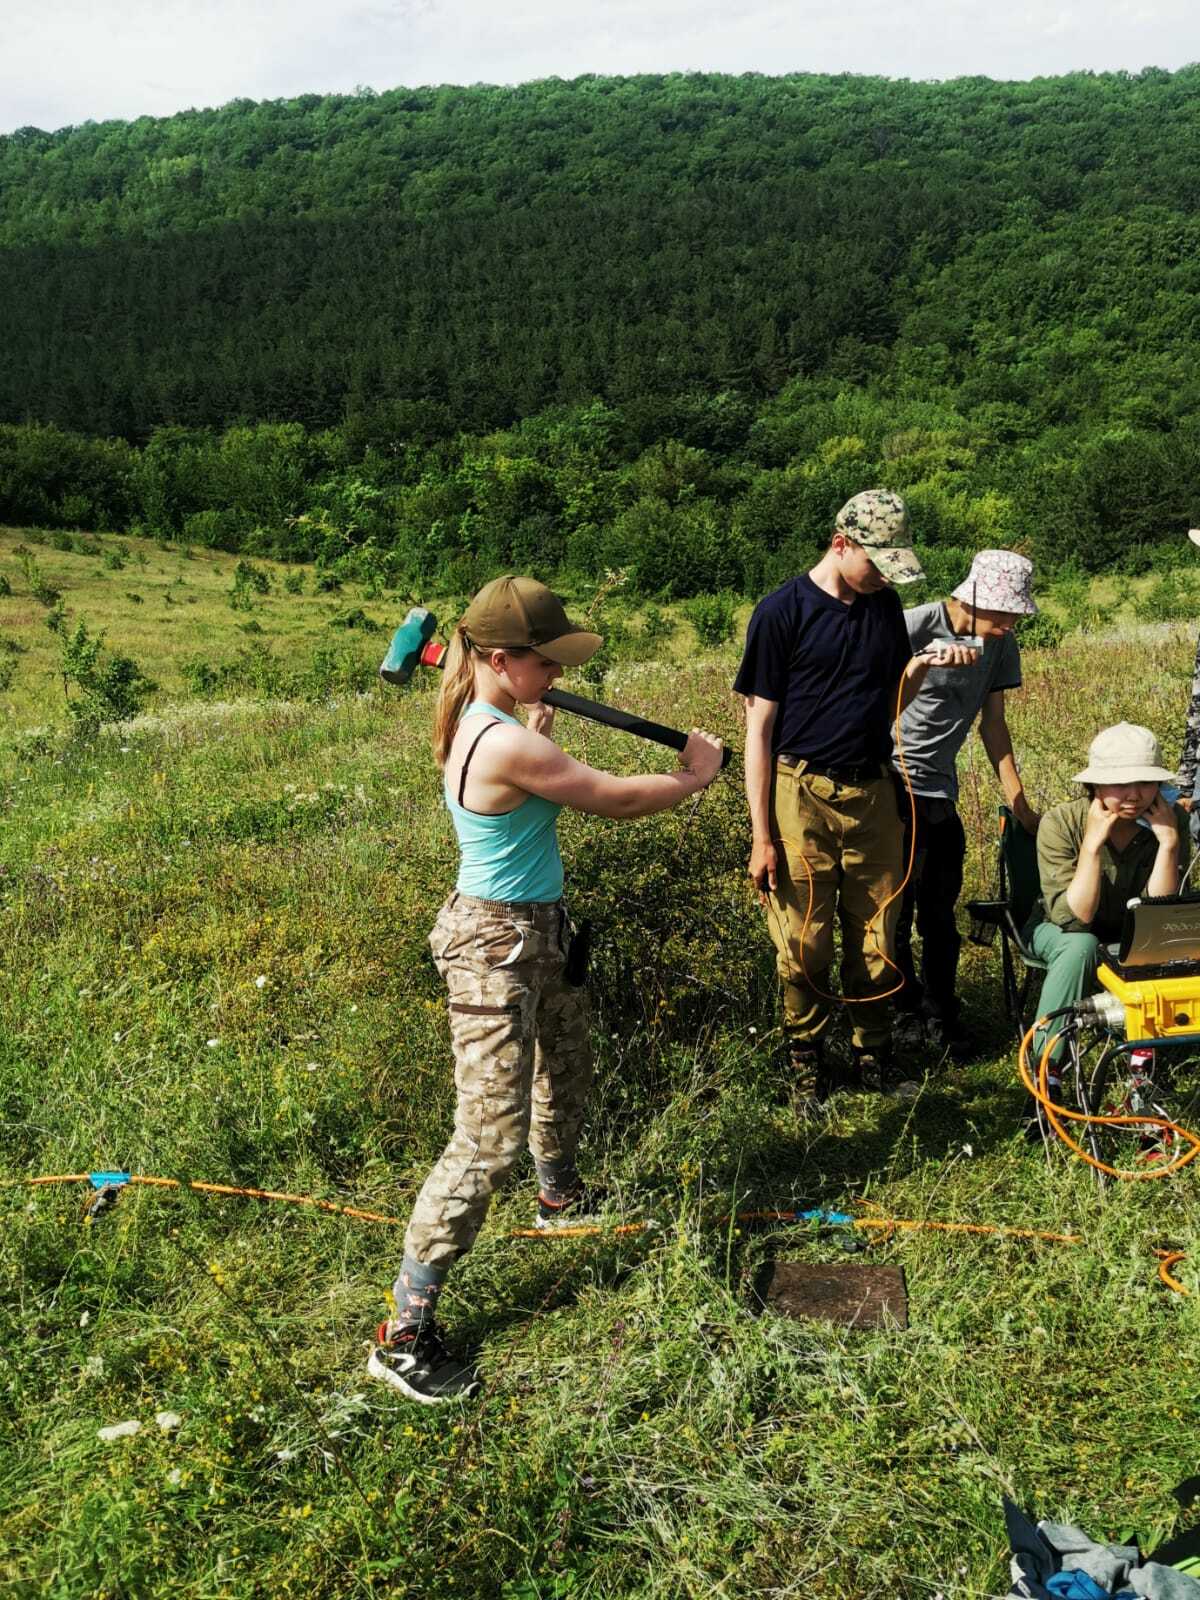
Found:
[733,575,913,765]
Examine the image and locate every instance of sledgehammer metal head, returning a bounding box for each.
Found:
[379,607,444,684]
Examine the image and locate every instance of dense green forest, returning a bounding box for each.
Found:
[3,70,1200,591]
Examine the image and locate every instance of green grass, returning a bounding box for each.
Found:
[3,538,1200,1598]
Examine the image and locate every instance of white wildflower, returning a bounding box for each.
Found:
[98,1419,141,1441]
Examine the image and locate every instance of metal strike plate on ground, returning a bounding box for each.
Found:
[757,1261,909,1330]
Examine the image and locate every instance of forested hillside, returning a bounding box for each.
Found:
[3,70,1200,588]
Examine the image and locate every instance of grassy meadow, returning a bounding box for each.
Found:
[3,525,1200,1599]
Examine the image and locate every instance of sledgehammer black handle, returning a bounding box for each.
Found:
[541,688,734,768]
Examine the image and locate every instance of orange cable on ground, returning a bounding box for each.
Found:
[1017,1018,1200,1182]
[508,1209,1082,1246]
[11,1172,1081,1247]
[5,1172,406,1227]
[1153,1249,1191,1297]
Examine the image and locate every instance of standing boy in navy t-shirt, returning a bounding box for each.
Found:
[734,490,976,1108]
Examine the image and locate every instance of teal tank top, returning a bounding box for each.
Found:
[446,702,564,902]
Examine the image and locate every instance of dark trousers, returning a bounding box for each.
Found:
[894,795,965,1022]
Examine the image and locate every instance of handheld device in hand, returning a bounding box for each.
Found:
[917,636,983,662]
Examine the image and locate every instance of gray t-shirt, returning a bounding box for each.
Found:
[890,602,1022,800]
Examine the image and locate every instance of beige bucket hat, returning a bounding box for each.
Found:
[1072,722,1176,785]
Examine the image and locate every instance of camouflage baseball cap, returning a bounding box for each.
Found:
[835,490,924,585]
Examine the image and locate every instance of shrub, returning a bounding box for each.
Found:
[283,570,305,595]
[47,611,156,732]
[327,607,382,632]
[640,605,677,646]
[684,592,738,648]
[1015,612,1066,650]
[20,554,60,607]
[1132,569,1200,623]
[229,559,272,611]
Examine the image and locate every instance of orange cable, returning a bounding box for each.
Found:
[1017,1018,1200,1182]
[1153,1248,1191,1297]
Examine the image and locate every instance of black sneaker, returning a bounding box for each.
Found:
[535,1185,607,1231]
[851,1045,920,1101]
[367,1321,480,1404]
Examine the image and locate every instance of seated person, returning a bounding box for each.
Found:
[1029,722,1190,1085]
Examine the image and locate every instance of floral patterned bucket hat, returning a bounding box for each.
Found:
[950,550,1037,615]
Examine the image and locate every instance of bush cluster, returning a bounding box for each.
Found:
[5,401,1197,600]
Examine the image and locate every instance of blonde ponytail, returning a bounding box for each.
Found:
[431,626,477,767]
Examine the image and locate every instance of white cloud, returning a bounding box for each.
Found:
[1,0,1197,132]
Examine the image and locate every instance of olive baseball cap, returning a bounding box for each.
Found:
[835,490,925,585]
[461,576,602,666]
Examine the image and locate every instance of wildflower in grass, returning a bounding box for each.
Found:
[255,975,268,989]
[97,1419,141,1441]
[207,1038,219,1048]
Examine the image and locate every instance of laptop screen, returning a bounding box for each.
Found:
[1117,894,1200,972]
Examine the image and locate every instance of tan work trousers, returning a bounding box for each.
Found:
[764,762,904,1051]
[404,894,593,1268]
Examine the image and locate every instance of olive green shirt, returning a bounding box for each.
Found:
[1036,797,1191,939]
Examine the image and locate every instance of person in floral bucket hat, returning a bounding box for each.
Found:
[890,550,1040,1064]
[735,490,977,1111]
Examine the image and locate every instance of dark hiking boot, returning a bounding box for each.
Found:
[535,1184,609,1231]
[850,1045,921,1101]
[926,1012,983,1065]
[786,1040,831,1117]
[891,1010,926,1056]
[367,1321,480,1405]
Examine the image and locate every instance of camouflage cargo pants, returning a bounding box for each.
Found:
[764,761,903,1051]
[403,892,593,1268]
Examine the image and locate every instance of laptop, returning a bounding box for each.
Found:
[1112,893,1200,980]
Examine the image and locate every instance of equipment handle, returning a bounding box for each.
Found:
[541,688,734,769]
[407,633,732,769]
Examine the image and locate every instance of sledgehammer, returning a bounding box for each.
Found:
[381,606,733,767]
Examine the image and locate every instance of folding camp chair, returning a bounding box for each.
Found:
[965,805,1048,1045]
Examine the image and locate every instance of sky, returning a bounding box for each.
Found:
[4,0,1199,133]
